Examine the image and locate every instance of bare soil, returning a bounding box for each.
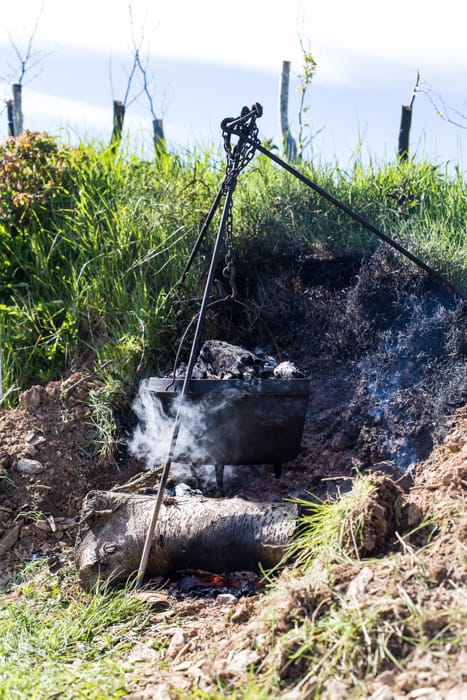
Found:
[0,369,465,698]
[0,372,142,584]
[0,251,466,698]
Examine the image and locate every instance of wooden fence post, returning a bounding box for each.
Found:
[398,106,413,162]
[153,117,165,153]
[7,99,15,137]
[12,84,23,136]
[111,100,125,147]
[279,60,298,162]
[398,72,420,162]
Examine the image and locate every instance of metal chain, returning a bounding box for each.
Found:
[219,104,261,298]
[222,202,237,297]
[221,105,260,190]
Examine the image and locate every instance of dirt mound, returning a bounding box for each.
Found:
[0,249,466,696]
[0,372,139,586]
[121,409,466,699]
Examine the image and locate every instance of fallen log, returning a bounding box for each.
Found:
[75,490,298,590]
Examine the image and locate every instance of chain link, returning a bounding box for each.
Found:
[221,105,260,191]
[222,203,237,297]
[219,104,261,298]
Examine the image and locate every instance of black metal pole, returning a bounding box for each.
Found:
[179,185,224,285]
[135,180,237,588]
[256,141,465,301]
[226,131,465,302]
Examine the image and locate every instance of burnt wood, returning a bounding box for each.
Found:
[75,490,298,590]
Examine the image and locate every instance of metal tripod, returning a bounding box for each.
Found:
[135,100,465,588]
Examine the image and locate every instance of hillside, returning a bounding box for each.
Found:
[0,133,466,698]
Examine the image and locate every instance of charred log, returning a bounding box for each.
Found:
[75,490,298,590]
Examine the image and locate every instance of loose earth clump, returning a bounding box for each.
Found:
[1,250,466,698]
[0,373,142,585]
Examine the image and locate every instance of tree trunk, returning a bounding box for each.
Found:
[12,84,23,136]
[111,100,125,147]
[279,60,297,162]
[75,490,298,590]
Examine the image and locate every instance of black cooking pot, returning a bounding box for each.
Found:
[145,377,310,468]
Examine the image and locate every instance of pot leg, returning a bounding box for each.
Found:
[273,464,282,479]
[215,464,225,490]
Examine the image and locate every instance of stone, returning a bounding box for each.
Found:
[445,685,467,700]
[215,593,237,606]
[370,686,393,700]
[166,629,187,659]
[18,385,44,411]
[226,647,260,674]
[0,523,22,556]
[403,502,423,528]
[131,590,170,611]
[25,430,46,446]
[347,566,374,600]
[16,458,45,475]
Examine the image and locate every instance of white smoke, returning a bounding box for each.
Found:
[127,379,250,498]
[128,379,213,469]
[356,299,460,471]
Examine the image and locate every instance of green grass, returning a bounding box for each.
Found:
[283,476,376,570]
[0,132,465,404]
[0,133,221,402]
[0,561,152,699]
[244,476,466,699]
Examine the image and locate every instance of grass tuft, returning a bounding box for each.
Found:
[0,560,151,699]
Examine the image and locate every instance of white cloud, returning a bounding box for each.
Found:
[23,89,110,132]
[1,0,466,89]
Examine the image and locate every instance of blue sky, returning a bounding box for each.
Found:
[1,0,466,169]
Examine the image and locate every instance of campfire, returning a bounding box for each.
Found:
[74,103,465,592]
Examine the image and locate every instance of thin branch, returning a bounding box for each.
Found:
[108,55,115,102]
[128,1,158,121]
[419,82,467,130]
[409,70,420,110]
[125,85,145,110]
[123,53,139,107]
[7,2,47,86]
[135,52,157,120]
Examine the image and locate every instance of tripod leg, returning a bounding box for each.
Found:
[273,464,282,479]
[215,464,225,490]
[179,186,224,285]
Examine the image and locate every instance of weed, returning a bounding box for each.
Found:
[87,385,120,464]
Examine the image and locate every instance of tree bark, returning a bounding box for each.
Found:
[398,73,419,162]
[6,99,14,137]
[153,118,165,153]
[279,60,297,162]
[75,490,298,590]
